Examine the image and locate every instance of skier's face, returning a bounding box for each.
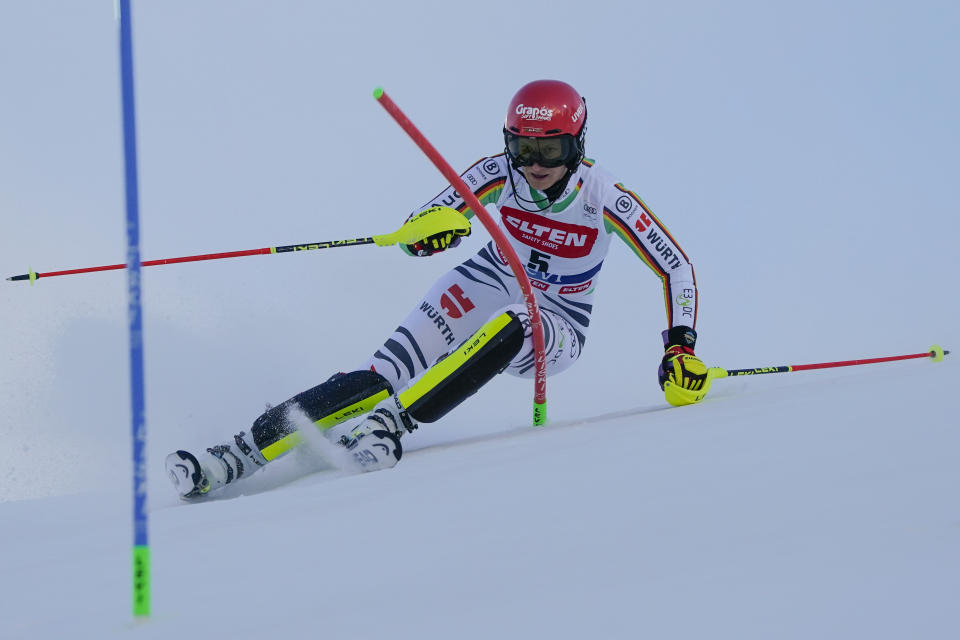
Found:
[522,163,568,191]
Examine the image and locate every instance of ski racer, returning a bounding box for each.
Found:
[166,79,710,499]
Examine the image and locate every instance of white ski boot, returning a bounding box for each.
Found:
[337,395,416,472]
[165,431,265,499]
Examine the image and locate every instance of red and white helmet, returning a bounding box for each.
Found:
[504,80,587,170]
[505,79,586,137]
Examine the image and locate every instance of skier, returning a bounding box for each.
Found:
[166,79,709,499]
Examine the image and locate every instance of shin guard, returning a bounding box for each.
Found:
[250,370,394,461]
[398,310,524,423]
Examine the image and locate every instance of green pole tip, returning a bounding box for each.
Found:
[373,87,384,100]
[533,401,547,426]
[929,344,946,362]
[132,545,151,617]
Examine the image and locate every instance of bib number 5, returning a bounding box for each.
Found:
[527,250,551,274]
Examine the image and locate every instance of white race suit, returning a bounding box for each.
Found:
[359,154,698,394]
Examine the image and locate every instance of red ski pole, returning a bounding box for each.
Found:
[7,208,470,284]
[710,345,949,378]
[669,345,951,406]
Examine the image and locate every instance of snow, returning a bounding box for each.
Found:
[1,358,958,639]
[2,1,958,638]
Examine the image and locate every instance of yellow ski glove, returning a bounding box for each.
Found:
[401,207,472,257]
[658,327,713,406]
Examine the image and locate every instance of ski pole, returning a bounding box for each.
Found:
[667,344,949,406]
[709,344,949,379]
[7,206,469,284]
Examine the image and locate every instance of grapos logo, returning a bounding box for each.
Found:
[516,104,554,121]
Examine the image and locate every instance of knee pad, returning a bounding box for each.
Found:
[398,310,524,423]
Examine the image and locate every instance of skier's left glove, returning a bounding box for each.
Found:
[658,326,712,406]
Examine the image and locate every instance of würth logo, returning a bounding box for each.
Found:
[500,206,598,258]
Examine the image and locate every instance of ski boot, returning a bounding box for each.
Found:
[337,395,417,472]
[165,431,265,499]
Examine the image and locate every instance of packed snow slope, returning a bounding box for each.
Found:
[1,1,958,639]
[1,356,957,639]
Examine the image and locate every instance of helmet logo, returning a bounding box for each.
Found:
[571,102,585,123]
[515,104,554,121]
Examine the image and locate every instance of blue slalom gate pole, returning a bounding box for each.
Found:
[117,0,150,617]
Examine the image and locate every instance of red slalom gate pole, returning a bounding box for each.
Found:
[710,345,949,378]
[373,87,549,426]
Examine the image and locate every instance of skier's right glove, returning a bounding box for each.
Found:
[405,228,469,256]
[658,326,712,406]
[401,207,472,257]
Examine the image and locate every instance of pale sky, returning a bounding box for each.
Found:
[1,1,957,499]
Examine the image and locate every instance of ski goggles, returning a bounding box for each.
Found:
[504,132,577,168]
